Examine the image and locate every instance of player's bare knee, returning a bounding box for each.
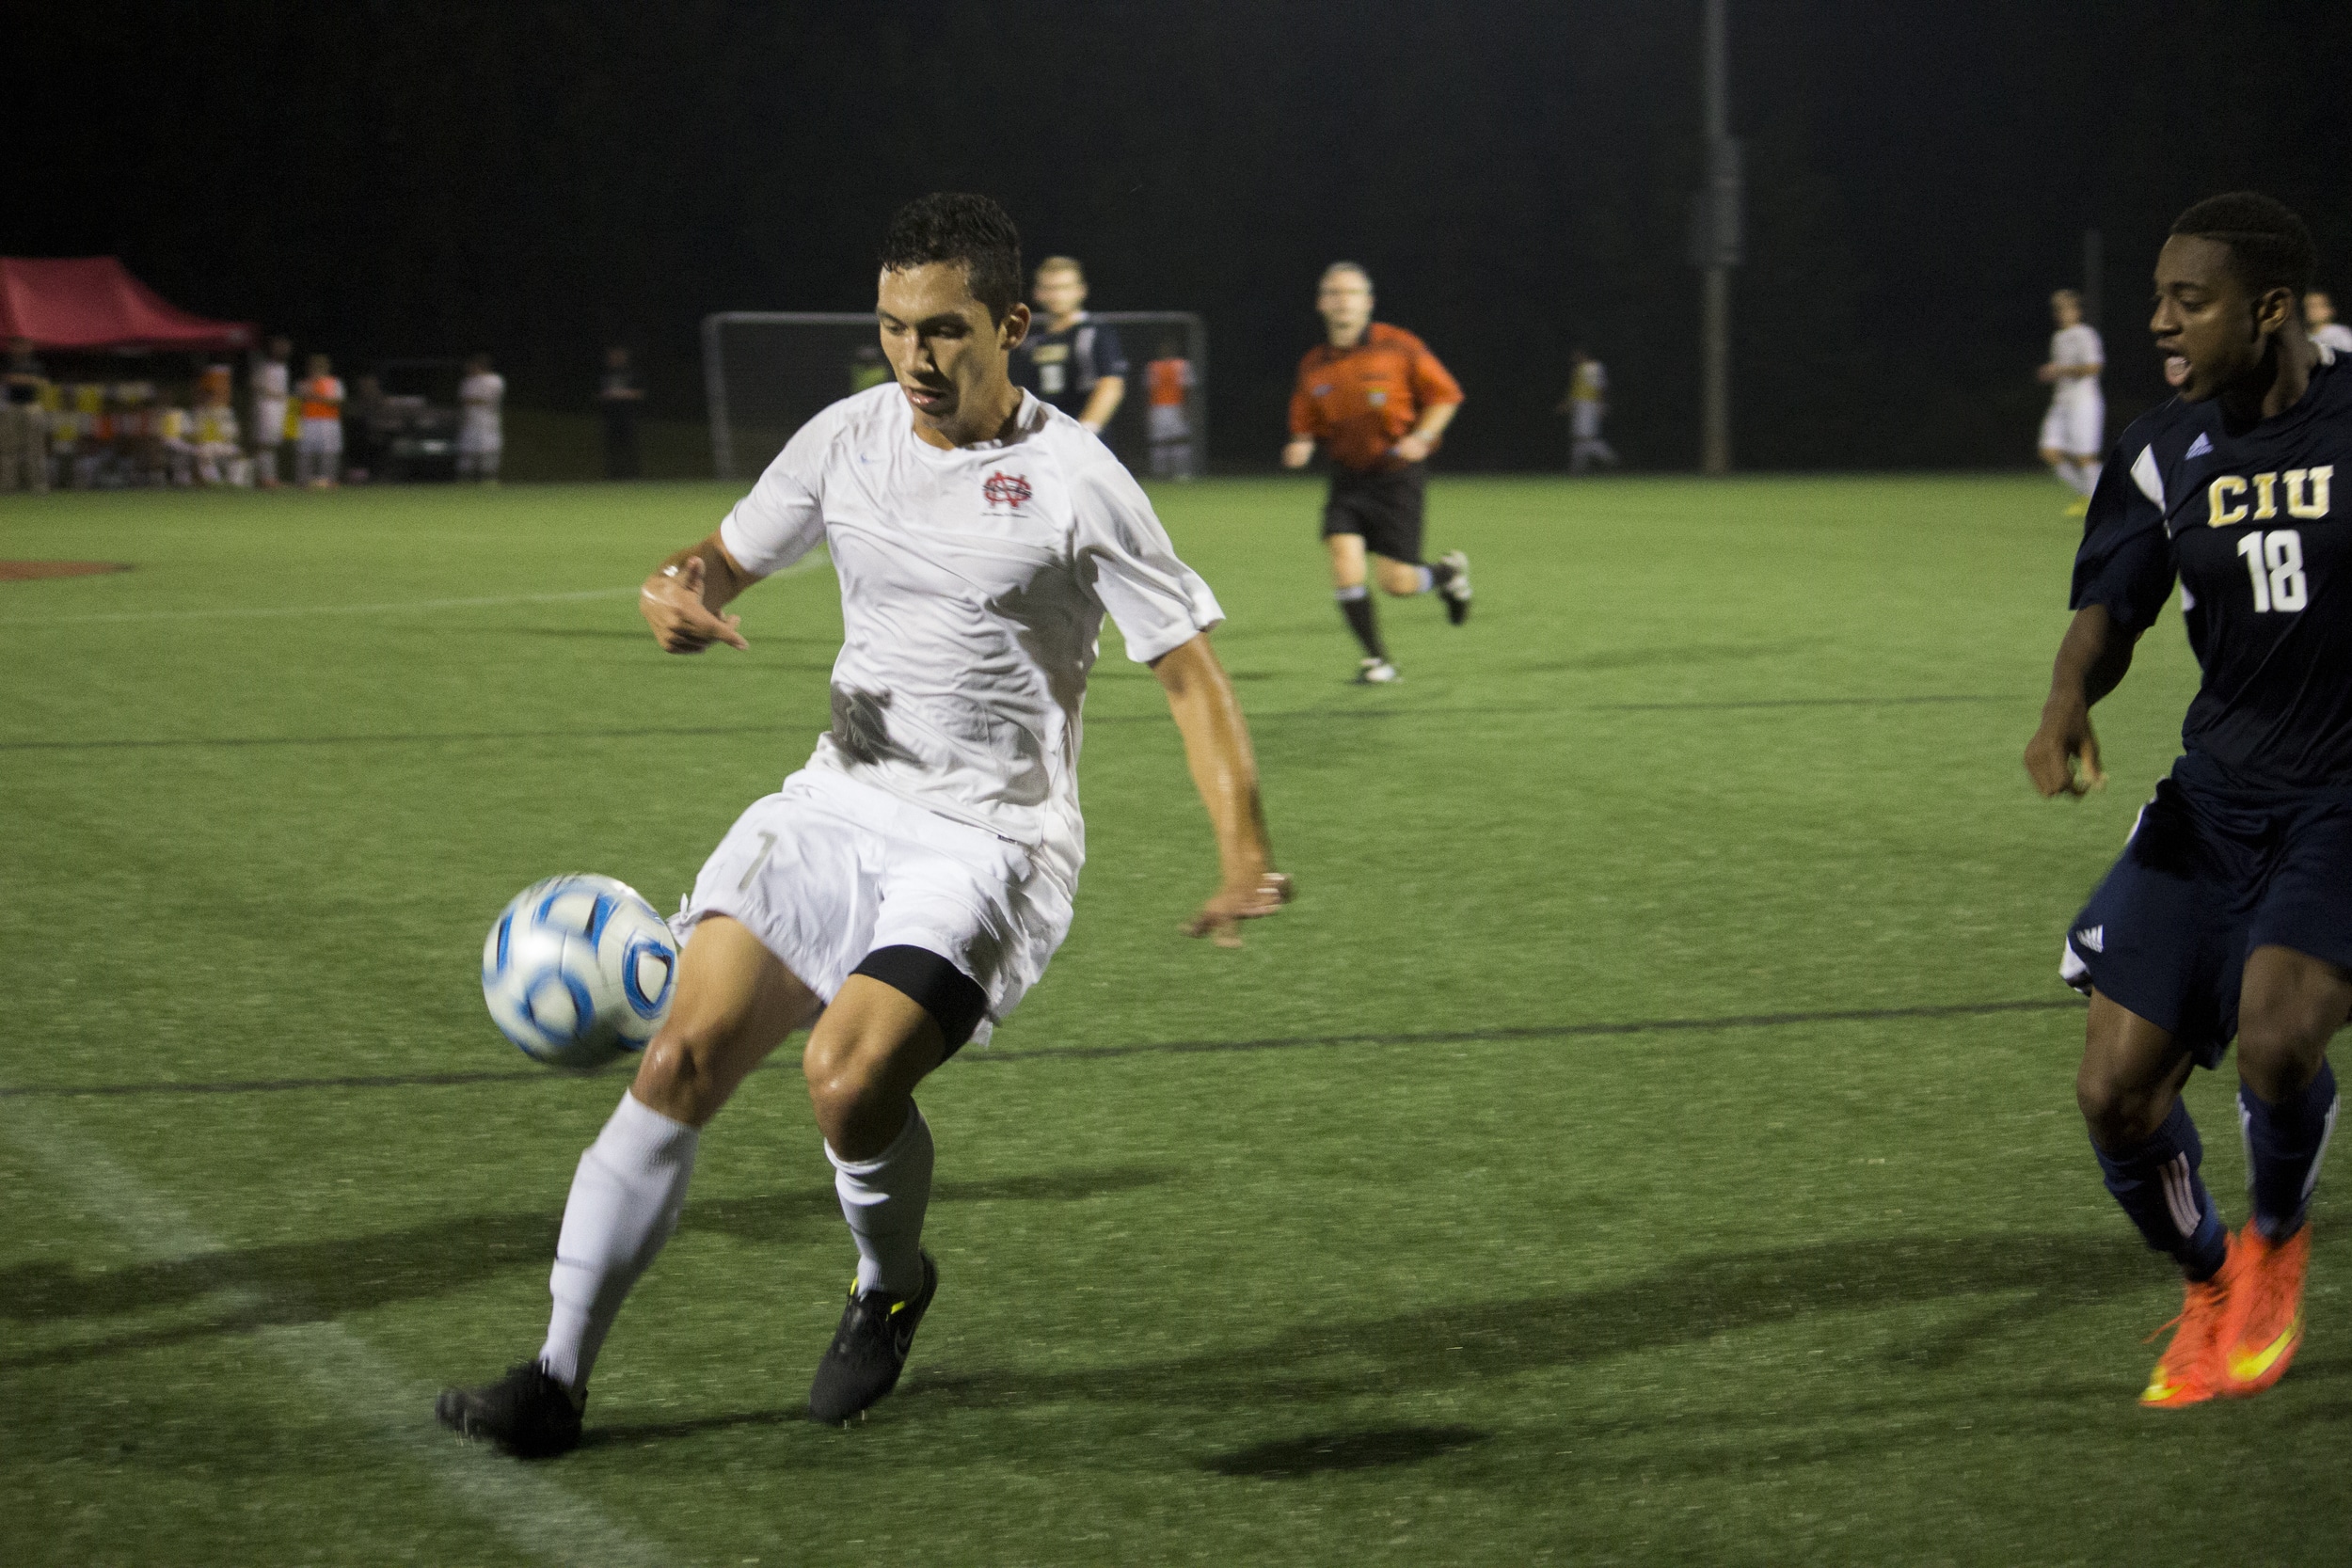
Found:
[802,1045,897,1150]
[2075,1058,2160,1149]
[635,1026,731,1125]
[2236,1010,2331,1101]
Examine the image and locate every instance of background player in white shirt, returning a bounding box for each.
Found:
[437,193,1291,1457]
[455,354,505,482]
[1556,346,1618,473]
[2304,290,2352,355]
[250,336,290,488]
[2037,289,2106,507]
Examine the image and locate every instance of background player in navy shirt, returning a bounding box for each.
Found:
[1010,255,1127,433]
[2026,193,2347,1407]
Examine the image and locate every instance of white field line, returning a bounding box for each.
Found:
[2,1102,684,1568]
[0,550,831,627]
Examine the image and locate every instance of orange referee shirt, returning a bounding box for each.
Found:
[1288,323,1464,472]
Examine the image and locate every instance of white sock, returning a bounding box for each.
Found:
[1412,565,1435,594]
[2076,459,2102,496]
[2055,460,2084,494]
[827,1102,934,1298]
[538,1092,699,1397]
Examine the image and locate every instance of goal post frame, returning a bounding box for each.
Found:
[701,309,1208,481]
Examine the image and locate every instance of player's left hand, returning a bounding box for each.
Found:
[1184,870,1294,949]
[1391,433,1435,464]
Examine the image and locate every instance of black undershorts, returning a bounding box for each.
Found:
[850,943,989,1057]
[1320,462,1428,563]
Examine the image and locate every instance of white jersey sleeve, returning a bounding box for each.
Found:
[2053,325,2103,371]
[1066,451,1224,663]
[719,413,832,578]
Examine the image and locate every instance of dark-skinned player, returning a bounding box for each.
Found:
[2026,192,2347,1407]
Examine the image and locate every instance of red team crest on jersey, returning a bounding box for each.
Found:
[982,470,1033,509]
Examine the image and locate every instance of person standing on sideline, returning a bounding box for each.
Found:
[596,346,644,480]
[2038,289,2106,514]
[1010,256,1126,433]
[1144,337,1195,480]
[251,336,291,489]
[1282,262,1470,684]
[1,340,51,493]
[2304,291,2352,356]
[434,192,1289,1458]
[294,353,344,489]
[1556,346,1618,473]
[456,355,505,483]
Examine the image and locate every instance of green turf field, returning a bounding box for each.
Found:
[3,474,2344,1567]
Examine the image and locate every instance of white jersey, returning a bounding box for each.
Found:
[2049,324,2103,404]
[718,384,1224,888]
[253,361,289,402]
[2312,323,2352,356]
[458,372,505,450]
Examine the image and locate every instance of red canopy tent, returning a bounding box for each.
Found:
[0,257,254,352]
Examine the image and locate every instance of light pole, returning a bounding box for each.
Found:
[1694,0,1740,475]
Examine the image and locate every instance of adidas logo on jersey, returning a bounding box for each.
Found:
[2185,433,2213,461]
[2073,926,2105,954]
[2207,467,2331,527]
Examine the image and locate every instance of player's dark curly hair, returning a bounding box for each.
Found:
[878,193,1023,324]
[2170,192,2317,300]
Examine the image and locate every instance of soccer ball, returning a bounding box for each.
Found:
[482,875,678,1072]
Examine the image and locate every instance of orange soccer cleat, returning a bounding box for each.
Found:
[2223,1222,2310,1397]
[2140,1271,2234,1407]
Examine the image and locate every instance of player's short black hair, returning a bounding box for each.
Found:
[878,193,1023,324]
[2169,192,2317,300]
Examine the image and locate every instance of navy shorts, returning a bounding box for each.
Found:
[2063,753,2352,1067]
[1321,462,1427,563]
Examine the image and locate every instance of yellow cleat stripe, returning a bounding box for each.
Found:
[2227,1311,2305,1381]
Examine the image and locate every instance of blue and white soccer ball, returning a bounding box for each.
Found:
[482,875,678,1072]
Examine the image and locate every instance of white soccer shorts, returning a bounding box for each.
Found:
[1147,404,1188,442]
[296,419,343,455]
[674,767,1073,1045]
[2039,392,2104,458]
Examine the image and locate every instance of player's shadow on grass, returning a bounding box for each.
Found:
[0,1166,1172,1370]
[903,1232,2155,1417]
[1205,1425,1491,1478]
[1512,637,1823,675]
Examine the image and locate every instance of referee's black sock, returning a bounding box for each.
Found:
[1335,585,1386,660]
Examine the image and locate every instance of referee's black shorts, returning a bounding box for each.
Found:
[1320,462,1427,564]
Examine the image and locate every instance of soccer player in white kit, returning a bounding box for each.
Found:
[456,354,505,482]
[2304,290,2352,356]
[2037,288,2106,508]
[437,194,1292,1457]
[250,336,290,489]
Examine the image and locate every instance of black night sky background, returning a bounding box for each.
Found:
[12,0,2352,471]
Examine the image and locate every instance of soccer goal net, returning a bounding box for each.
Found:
[701,310,1207,480]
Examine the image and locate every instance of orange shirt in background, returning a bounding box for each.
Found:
[1288,323,1463,472]
[299,375,344,421]
[1146,357,1192,408]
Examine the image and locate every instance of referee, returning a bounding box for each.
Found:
[1282,262,1469,683]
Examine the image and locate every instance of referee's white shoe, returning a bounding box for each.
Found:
[1356,657,1401,685]
[1438,550,1472,625]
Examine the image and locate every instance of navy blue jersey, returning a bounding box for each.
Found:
[1011,314,1128,418]
[2072,351,2352,788]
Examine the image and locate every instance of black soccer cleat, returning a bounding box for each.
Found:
[436,1360,583,1459]
[1438,549,1472,625]
[808,1252,938,1425]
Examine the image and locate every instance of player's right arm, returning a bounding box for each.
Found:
[1281,356,1321,467]
[647,416,834,653]
[641,532,755,653]
[2025,603,2138,796]
[2024,443,2171,797]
